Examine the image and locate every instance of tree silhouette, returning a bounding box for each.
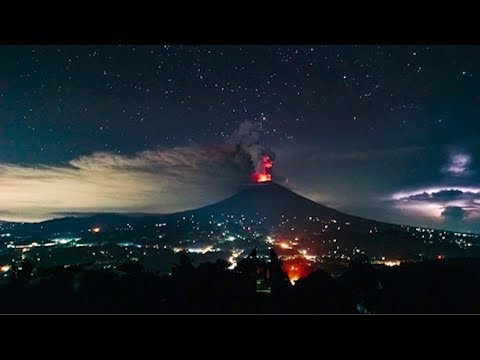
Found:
[12,259,34,285]
[340,254,380,313]
[172,251,195,275]
[236,248,258,277]
[117,261,144,275]
[268,248,290,292]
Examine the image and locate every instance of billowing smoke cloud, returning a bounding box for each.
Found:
[228,121,275,181]
[441,206,469,222]
[0,121,274,222]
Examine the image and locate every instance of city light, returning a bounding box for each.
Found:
[228,249,244,270]
[186,245,217,254]
[384,260,401,267]
[278,242,292,250]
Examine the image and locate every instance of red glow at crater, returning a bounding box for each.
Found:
[253,156,274,183]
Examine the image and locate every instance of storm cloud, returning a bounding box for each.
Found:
[441,206,469,222]
[390,187,480,231]
[396,189,480,204]
[443,152,472,176]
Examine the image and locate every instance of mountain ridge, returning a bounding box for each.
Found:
[0,182,465,235]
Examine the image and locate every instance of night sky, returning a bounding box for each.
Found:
[1,45,480,232]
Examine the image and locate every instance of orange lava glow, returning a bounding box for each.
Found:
[255,173,271,182]
[253,156,274,183]
[281,257,312,285]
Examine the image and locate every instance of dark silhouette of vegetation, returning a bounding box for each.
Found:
[1,253,480,313]
[11,259,34,285]
[117,261,144,275]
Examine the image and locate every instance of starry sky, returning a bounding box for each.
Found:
[1,45,480,232]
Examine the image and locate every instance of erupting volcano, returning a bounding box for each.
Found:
[253,156,274,183]
[228,121,276,184]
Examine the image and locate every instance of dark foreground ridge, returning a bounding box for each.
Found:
[2,252,480,314]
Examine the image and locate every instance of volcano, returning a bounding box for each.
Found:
[3,181,463,261]
[167,182,382,228]
[6,182,392,234]
[165,182,410,259]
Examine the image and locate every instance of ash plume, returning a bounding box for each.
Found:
[228,121,276,179]
[0,121,277,222]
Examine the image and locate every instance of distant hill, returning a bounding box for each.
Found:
[3,213,163,237]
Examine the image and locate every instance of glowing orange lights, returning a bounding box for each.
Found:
[253,156,274,183]
[278,242,292,250]
[282,257,312,285]
[255,173,272,183]
[289,275,300,284]
[0,265,11,272]
[383,260,401,267]
[92,227,101,233]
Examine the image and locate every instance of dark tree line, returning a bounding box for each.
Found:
[2,252,480,313]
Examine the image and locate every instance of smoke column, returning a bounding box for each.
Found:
[228,121,275,182]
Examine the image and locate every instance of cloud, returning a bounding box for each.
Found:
[441,206,469,222]
[397,189,480,203]
[391,187,480,227]
[0,145,249,222]
[0,121,277,222]
[442,152,472,176]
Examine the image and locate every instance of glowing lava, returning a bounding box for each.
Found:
[255,173,271,182]
[253,156,274,183]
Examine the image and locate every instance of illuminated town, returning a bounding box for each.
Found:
[1,195,479,285]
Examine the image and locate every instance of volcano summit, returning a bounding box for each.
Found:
[169,181,358,225]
